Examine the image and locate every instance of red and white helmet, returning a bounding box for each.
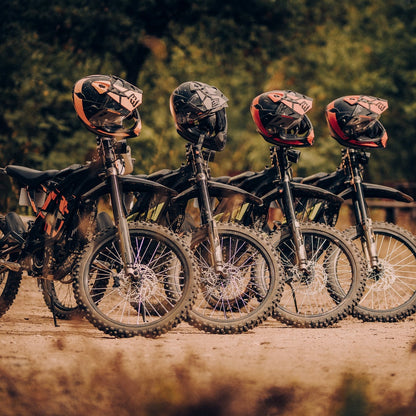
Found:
[250,90,314,147]
[72,75,143,139]
[325,95,388,148]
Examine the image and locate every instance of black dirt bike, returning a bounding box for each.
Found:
[0,163,113,321]
[129,136,285,334]
[213,145,367,327]
[294,147,416,322]
[0,136,198,337]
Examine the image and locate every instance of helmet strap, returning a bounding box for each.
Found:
[197,133,206,148]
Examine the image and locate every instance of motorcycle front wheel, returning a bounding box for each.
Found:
[73,221,197,338]
[188,223,284,334]
[272,223,366,327]
[344,222,416,322]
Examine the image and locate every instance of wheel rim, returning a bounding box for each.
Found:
[276,229,357,318]
[356,230,416,312]
[83,231,191,327]
[191,231,273,320]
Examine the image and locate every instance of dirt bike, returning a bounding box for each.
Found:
[210,145,367,327]
[292,147,416,322]
[0,163,113,322]
[129,136,285,334]
[0,136,198,338]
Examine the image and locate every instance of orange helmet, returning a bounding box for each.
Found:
[250,90,314,147]
[325,95,388,148]
[72,75,143,139]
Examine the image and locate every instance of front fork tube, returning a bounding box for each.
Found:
[108,168,136,276]
[207,218,224,274]
[352,177,380,271]
[282,178,308,271]
[196,171,224,274]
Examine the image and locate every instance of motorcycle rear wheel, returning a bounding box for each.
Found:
[0,216,23,318]
[38,211,114,320]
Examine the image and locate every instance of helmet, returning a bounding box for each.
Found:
[170,81,229,151]
[325,95,388,148]
[250,90,314,147]
[72,74,143,139]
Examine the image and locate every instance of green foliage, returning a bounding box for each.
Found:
[261,0,416,181]
[0,0,415,209]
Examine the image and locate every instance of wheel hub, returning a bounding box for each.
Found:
[368,261,396,291]
[116,265,159,302]
[286,262,328,294]
[200,264,246,300]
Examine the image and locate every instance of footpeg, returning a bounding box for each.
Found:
[0,259,22,272]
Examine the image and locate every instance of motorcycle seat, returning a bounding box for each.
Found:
[5,165,60,188]
[147,169,175,181]
[227,171,256,186]
[300,172,329,184]
[213,176,230,184]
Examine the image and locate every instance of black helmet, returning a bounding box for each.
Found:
[250,90,314,147]
[325,95,388,148]
[170,81,229,151]
[72,74,143,139]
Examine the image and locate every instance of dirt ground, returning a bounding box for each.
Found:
[1,275,416,415]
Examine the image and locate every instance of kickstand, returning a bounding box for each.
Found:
[50,291,60,328]
[288,281,299,314]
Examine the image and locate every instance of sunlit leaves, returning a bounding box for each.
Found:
[0,0,415,191]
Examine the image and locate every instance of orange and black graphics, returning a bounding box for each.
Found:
[37,189,71,238]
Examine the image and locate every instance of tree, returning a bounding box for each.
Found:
[0,0,415,213]
[260,0,416,181]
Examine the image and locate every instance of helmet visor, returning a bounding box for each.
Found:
[174,103,202,125]
[90,108,140,131]
[265,113,302,136]
[89,109,124,128]
[345,115,379,137]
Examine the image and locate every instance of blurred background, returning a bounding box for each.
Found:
[0,0,415,210]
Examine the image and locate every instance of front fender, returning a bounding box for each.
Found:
[172,180,263,205]
[339,183,414,203]
[261,182,344,206]
[81,175,177,201]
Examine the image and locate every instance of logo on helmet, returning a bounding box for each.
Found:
[267,91,312,115]
[127,91,142,108]
[344,95,388,115]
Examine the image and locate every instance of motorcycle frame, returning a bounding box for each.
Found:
[0,136,176,280]
[335,148,413,270]
[129,135,265,274]
[170,135,262,273]
[221,146,344,271]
